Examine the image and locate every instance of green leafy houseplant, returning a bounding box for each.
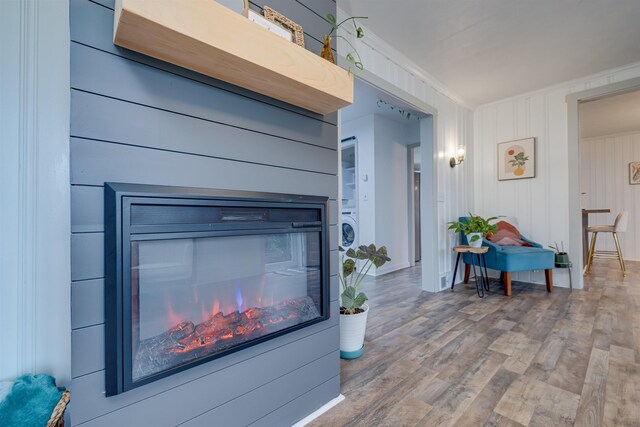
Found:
[321,14,367,74]
[339,244,390,314]
[447,214,498,243]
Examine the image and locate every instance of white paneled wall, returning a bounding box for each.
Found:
[474,62,640,287]
[337,9,474,288]
[0,0,70,383]
[581,131,640,261]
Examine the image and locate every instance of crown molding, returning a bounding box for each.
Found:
[476,60,640,109]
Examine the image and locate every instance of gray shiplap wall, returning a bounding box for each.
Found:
[69,0,340,425]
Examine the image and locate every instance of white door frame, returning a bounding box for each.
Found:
[566,76,640,289]
[407,143,420,267]
[338,61,440,292]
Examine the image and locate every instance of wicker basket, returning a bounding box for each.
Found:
[46,390,70,427]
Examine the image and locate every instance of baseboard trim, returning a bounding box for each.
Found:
[369,261,411,276]
[292,394,345,427]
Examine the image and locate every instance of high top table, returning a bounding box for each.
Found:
[582,208,610,263]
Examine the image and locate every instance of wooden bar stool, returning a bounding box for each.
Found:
[451,245,489,298]
[585,211,628,276]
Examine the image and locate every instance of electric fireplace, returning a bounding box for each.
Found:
[104,183,329,395]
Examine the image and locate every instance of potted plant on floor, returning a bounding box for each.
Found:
[447,214,497,248]
[549,241,570,266]
[339,244,390,359]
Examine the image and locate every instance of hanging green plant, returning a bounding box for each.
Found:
[376,99,417,120]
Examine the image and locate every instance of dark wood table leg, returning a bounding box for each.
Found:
[544,269,553,292]
[503,272,512,296]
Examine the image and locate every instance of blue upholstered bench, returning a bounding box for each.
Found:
[459,217,555,296]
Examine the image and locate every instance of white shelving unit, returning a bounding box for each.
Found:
[341,144,357,209]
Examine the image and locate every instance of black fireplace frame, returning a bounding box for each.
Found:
[104,183,330,396]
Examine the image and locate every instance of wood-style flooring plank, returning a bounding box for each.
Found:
[574,347,609,427]
[454,368,519,427]
[602,360,640,426]
[309,259,640,427]
[417,349,508,427]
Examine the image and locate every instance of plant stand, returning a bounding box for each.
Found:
[555,259,573,291]
[451,245,490,298]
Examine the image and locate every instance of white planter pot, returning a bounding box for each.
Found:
[340,304,369,355]
[467,233,483,248]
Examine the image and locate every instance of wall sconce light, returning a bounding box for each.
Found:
[449,145,465,168]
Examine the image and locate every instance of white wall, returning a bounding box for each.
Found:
[581,131,640,261]
[341,114,413,276]
[474,61,640,288]
[0,0,70,383]
[337,10,475,289]
[373,115,412,275]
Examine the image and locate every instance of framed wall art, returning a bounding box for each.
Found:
[630,162,640,185]
[263,6,305,48]
[497,137,536,181]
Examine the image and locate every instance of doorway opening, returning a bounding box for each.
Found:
[567,75,640,289]
[579,89,640,278]
[339,77,438,291]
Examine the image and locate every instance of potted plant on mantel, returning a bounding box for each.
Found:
[339,244,390,359]
[320,14,367,74]
[447,214,497,248]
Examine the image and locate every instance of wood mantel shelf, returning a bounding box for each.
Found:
[113,0,354,115]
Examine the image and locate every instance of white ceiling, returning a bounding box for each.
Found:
[579,89,640,139]
[340,0,640,106]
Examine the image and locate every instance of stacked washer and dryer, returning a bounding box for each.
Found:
[341,209,358,251]
[341,138,358,251]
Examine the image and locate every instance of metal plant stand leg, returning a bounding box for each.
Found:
[471,256,484,298]
[482,254,490,291]
[451,252,461,291]
[568,263,573,290]
[475,254,488,296]
[554,257,573,292]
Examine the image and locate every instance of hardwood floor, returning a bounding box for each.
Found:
[309,259,640,426]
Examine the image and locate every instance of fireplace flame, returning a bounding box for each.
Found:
[162,296,318,357]
[235,283,244,313]
[211,299,220,317]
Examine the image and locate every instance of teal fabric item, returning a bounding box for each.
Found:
[458,217,554,273]
[0,374,63,427]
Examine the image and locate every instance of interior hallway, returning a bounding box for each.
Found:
[310,259,640,426]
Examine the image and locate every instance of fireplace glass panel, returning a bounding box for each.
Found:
[130,231,321,382]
